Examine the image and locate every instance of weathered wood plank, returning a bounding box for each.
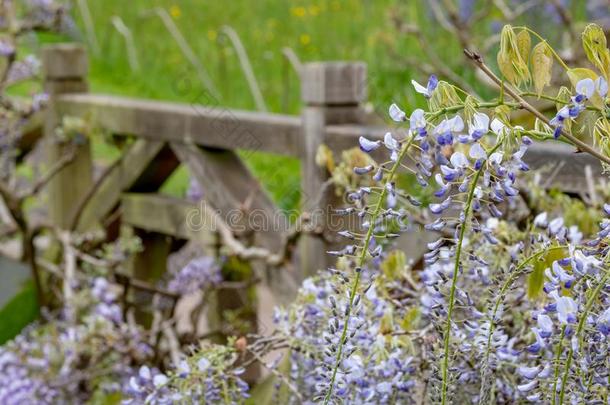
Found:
[42,44,88,80]
[520,141,603,193]
[171,144,301,303]
[170,143,284,251]
[75,140,166,231]
[57,94,302,156]
[121,193,216,245]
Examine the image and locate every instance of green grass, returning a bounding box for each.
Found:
[47,0,471,210]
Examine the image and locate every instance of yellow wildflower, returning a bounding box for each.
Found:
[291,6,307,18]
[169,5,181,19]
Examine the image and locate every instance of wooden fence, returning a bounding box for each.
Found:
[32,43,602,314]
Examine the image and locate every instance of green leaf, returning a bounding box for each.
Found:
[494,105,512,123]
[0,281,38,344]
[593,117,610,167]
[527,248,566,299]
[400,307,420,331]
[531,42,553,97]
[497,25,530,86]
[516,30,531,64]
[429,81,461,112]
[582,23,610,79]
[463,95,479,123]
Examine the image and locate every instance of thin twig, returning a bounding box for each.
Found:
[464,49,610,166]
[110,16,140,72]
[19,146,76,199]
[219,26,267,112]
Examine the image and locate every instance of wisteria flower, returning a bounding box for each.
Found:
[490,118,507,135]
[555,295,578,324]
[359,136,381,153]
[575,78,595,101]
[595,76,608,97]
[410,108,426,136]
[468,112,490,140]
[389,103,407,122]
[411,74,438,98]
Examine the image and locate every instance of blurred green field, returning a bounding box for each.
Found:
[56,0,590,210]
[57,0,477,210]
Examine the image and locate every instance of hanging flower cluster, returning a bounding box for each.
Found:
[123,344,249,404]
[167,256,222,295]
[272,270,417,403]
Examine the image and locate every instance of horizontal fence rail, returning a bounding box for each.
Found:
[57,94,302,156]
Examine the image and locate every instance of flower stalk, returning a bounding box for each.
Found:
[323,135,416,404]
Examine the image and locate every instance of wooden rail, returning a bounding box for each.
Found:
[57,94,302,156]
[12,44,603,336]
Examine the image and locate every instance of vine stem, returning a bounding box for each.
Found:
[464,49,610,167]
[478,245,567,404]
[551,326,567,405]
[323,135,416,404]
[428,101,519,120]
[558,266,610,404]
[519,92,602,112]
[440,141,501,405]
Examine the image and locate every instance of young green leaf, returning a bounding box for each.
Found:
[497,25,530,86]
[532,42,553,96]
[429,81,461,112]
[582,23,610,79]
[516,29,531,64]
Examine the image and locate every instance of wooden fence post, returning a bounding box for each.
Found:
[42,44,93,229]
[300,62,367,277]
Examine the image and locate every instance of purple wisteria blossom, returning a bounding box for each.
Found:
[167,256,222,294]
